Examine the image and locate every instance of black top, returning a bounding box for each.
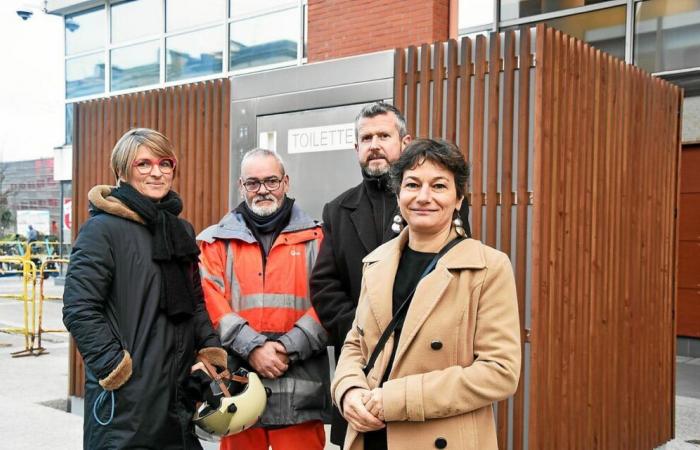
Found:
[364,245,436,450]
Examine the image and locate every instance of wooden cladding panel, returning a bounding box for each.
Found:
[69,78,230,397]
[679,146,700,337]
[530,25,680,450]
[393,24,680,449]
[394,27,535,450]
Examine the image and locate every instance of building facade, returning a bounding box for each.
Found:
[0,158,67,238]
[47,0,700,355]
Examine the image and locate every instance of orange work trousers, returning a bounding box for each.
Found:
[220,420,325,450]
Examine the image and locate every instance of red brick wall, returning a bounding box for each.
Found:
[307,0,450,62]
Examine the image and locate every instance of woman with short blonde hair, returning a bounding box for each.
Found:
[63,127,226,449]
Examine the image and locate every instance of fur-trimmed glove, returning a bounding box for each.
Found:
[99,350,132,391]
[198,347,228,369]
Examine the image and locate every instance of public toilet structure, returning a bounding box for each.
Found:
[70,25,682,449]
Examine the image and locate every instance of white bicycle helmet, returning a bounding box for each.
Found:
[192,356,267,438]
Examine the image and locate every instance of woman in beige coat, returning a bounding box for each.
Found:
[331,139,521,450]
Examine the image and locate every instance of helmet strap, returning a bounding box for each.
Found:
[197,355,232,397]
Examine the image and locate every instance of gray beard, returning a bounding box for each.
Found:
[247,197,280,216]
[361,164,390,177]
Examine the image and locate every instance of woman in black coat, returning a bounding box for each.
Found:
[63,128,226,450]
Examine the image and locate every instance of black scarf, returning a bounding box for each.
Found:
[236,196,295,257]
[110,183,200,321]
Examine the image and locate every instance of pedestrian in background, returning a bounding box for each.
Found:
[63,128,226,449]
[332,139,521,450]
[27,224,38,242]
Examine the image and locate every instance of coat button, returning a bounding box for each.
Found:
[435,437,447,448]
[430,340,443,350]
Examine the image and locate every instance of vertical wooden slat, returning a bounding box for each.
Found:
[486,32,500,250]
[221,79,231,215]
[203,82,213,226]
[185,85,197,224]
[418,43,431,137]
[406,46,418,137]
[500,31,515,258]
[458,36,472,159]
[445,39,458,143]
[471,35,487,240]
[530,23,547,450]
[211,80,222,223]
[431,41,444,139]
[512,25,530,450]
[194,83,205,227]
[393,48,406,114]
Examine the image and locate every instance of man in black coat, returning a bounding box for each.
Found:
[310,102,471,446]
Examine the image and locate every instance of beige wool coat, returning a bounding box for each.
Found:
[331,231,521,450]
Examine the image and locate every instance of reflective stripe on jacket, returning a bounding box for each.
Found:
[197,204,332,426]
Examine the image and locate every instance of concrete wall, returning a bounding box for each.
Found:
[683,95,700,144]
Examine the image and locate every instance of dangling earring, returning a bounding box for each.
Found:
[453,211,466,237]
[391,214,404,233]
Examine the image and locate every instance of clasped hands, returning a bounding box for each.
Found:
[248,341,289,379]
[342,387,385,432]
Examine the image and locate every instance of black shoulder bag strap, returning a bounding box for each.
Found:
[362,237,464,376]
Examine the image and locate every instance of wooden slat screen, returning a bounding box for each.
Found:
[530,25,681,450]
[394,27,535,450]
[69,78,231,397]
[394,24,681,449]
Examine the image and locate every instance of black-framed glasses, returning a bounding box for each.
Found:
[242,177,282,192]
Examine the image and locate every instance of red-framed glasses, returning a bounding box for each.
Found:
[132,157,177,175]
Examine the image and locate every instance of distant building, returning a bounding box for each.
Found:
[0,158,66,236]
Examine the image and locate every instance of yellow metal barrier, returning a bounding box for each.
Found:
[0,241,29,281]
[0,241,71,357]
[0,256,39,357]
[34,258,70,355]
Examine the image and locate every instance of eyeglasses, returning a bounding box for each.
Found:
[132,157,177,175]
[241,177,283,192]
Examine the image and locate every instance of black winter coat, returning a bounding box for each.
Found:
[309,180,470,445]
[63,188,221,450]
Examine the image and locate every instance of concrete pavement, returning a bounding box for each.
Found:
[0,276,698,449]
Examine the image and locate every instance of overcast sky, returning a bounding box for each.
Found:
[0,0,64,162]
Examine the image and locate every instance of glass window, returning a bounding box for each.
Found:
[230,0,297,18]
[166,0,225,32]
[501,0,610,22]
[65,7,105,55]
[458,0,494,31]
[635,0,700,73]
[111,0,162,43]
[66,52,106,98]
[545,6,626,60]
[111,41,160,91]
[229,8,299,70]
[166,26,224,81]
[65,103,73,145]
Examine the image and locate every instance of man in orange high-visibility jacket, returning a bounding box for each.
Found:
[198,149,331,450]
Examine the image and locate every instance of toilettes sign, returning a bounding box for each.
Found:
[288,123,355,154]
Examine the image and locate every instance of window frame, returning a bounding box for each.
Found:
[63,0,307,102]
